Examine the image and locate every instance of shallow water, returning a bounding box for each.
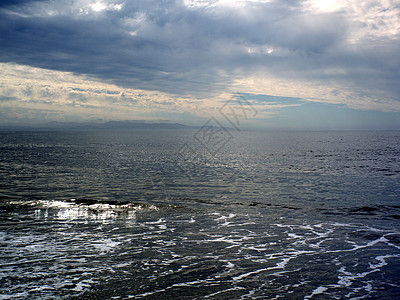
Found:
[1,131,400,299]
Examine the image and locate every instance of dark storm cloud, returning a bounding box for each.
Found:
[0,0,399,101]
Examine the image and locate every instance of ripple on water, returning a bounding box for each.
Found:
[0,200,400,299]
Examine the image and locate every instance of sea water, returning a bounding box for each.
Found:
[1,131,399,299]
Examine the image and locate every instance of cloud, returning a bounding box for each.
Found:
[0,63,206,124]
[0,0,399,122]
[0,0,43,8]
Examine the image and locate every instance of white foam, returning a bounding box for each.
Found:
[337,266,380,287]
[326,235,390,254]
[28,285,55,292]
[145,218,165,225]
[215,213,235,221]
[205,236,241,245]
[93,239,121,253]
[134,279,214,298]
[204,286,245,298]
[369,254,400,270]
[114,263,131,268]
[72,282,91,292]
[233,268,270,281]
[288,233,303,239]
[276,257,291,269]
[305,286,328,299]
[0,292,29,299]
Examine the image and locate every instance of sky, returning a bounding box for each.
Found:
[0,0,400,130]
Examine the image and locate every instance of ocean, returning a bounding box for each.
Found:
[1,130,399,299]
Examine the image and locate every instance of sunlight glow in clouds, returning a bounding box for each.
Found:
[83,1,123,14]
[90,2,106,12]
[307,0,343,12]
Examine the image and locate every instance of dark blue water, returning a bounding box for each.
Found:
[1,131,400,299]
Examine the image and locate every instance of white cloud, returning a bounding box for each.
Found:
[0,63,211,124]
